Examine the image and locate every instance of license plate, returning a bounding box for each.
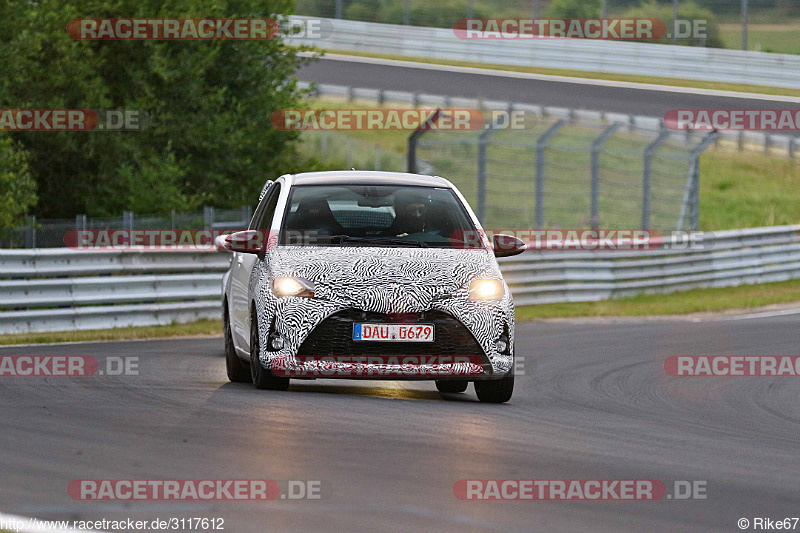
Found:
[353,323,434,342]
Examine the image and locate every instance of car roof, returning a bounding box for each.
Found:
[289,171,450,188]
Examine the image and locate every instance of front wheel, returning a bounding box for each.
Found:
[474,373,514,403]
[224,303,250,383]
[250,307,290,391]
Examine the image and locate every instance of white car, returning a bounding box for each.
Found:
[218,171,525,403]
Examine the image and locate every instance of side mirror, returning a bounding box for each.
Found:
[493,234,527,257]
[215,230,265,255]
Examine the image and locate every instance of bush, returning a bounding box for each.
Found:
[621,0,725,48]
[0,135,36,231]
[546,0,602,19]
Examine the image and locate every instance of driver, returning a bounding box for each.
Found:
[384,191,430,237]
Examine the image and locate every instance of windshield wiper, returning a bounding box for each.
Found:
[320,235,428,248]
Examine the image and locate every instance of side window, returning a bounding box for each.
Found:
[249,183,280,230]
[258,183,282,231]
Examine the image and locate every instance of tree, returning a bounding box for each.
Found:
[0,0,311,218]
[0,135,36,231]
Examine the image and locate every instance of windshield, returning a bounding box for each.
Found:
[280,184,478,248]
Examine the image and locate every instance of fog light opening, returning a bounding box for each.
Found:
[495,338,509,354]
[269,335,285,351]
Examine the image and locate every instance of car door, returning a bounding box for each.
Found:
[230,181,281,353]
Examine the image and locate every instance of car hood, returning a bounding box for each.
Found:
[267,245,499,311]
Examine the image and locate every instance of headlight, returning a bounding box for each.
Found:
[469,278,504,301]
[272,276,315,298]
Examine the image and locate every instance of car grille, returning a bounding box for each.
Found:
[296,309,488,360]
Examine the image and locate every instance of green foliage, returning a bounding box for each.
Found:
[546,0,602,19]
[0,0,311,218]
[0,135,37,230]
[296,0,529,27]
[620,0,725,48]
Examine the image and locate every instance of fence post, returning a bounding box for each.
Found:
[25,215,36,249]
[477,124,502,223]
[677,131,718,232]
[535,119,568,228]
[241,205,252,227]
[203,206,214,229]
[407,109,441,173]
[641,128,670,230]
[122,211,134,231]
[590,123,622,231]
[75,214,87,232]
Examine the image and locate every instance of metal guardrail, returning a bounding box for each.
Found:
[287,16,800,90]
[0,249,230,334]
[1,225,800,334]
[501,225,800,305]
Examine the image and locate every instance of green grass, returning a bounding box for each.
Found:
[719,23,800,54]
[0,319,222,346]
[317,49,800,98]
[516,278,800,320]
[700,149,800,230]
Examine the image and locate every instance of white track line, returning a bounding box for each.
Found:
[0,334,220,349]
[0,511,105,533]
[698,307,800,322]
[302,52,800,103]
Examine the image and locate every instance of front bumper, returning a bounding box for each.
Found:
[258,301,515,378]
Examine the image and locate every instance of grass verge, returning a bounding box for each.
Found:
[719,23,800,55]
[318,49,800,98]
[516,278,800,320]
[0,319,222,346]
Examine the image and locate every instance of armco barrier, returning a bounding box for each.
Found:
[0,249,230,334]
[286,16,800,90]
[1,225,799,334]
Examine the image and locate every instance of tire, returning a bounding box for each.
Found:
[250,306,290,391]
[224,303,250,383]
[474,372,514,403]
[435,380,468,394]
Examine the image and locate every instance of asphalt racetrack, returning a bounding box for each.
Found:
[2,315,799,532]
[296,54,800,119]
